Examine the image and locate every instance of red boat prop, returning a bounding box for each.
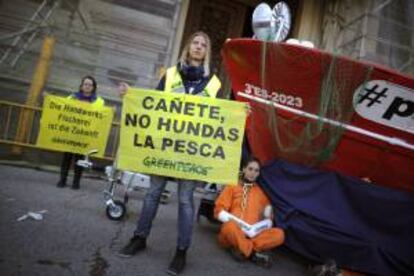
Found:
[222,39,414,193]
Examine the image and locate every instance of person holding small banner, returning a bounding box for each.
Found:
[56,75,104,190]
[117,31,222,275]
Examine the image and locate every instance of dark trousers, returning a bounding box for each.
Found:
[58,152,84,188]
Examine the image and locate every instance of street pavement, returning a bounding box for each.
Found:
[0,164,311,276]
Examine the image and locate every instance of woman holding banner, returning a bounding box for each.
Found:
[117,31,221,275]
[56,75,105,190]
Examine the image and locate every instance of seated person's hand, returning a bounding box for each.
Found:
[263,205,273,219]
[117,82,130,98]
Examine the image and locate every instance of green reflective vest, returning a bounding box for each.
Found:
[68,95,105,107]
[164,66,221,98]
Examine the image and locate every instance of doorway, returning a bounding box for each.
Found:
[180,0,300,97]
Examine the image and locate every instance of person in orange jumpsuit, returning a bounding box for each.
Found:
[214,157,285,266]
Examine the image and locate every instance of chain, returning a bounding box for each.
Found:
[241,182,253,217]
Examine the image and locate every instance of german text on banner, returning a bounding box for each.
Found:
[36,95,114,157]
[118,88,247,185]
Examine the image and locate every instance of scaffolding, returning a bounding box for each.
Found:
[337,0,414,75]
[0,0,182,101]
[0,0,61,67]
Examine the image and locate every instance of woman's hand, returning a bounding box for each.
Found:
[117,82,130,98]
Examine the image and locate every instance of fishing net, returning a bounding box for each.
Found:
[223,40,373,166]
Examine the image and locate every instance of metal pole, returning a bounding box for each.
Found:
[12,36,55,154]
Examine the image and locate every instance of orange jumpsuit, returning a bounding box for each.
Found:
[214,183,285,258]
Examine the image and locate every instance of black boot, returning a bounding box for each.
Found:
[57,152,72,188]
[117,236,146,257]
[250,251,272,268]
[56,180,66,188]
[167,248,187,275]
[229,248,247,262]
[71,179,80,190]
[311,260,340,276]
[72,154,83,190]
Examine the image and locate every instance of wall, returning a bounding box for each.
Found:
[0,0,184,102]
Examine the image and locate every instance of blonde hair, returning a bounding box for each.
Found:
[179,31,211,77]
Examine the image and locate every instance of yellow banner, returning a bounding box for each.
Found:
[36,95,114,157]
[118,88,247,184]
